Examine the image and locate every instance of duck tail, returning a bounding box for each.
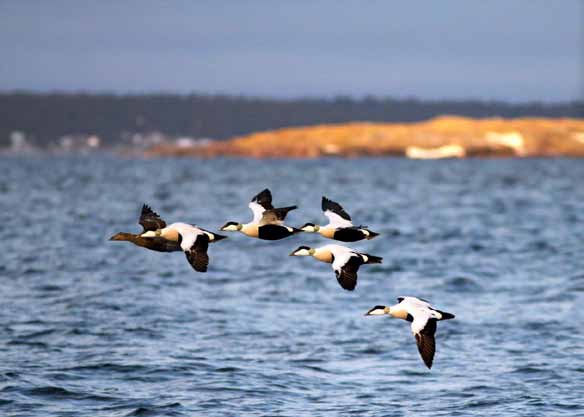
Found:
[211,233,228,242]
[364,254,383,264]
[438,310,455,320]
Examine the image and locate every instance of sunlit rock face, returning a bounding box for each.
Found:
[145,116,584,159]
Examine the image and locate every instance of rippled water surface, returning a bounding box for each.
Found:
[1,156,583,416]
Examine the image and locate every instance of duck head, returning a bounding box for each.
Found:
[289,246,316,256]
[300,223,320,233]
[220,221,243,232]
[365,305,390,316]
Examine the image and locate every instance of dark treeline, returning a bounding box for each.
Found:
[1,92,582,146]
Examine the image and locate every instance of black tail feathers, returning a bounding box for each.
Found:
[364,254,383,264]
[211,233,228,242]
[438,311,455,320]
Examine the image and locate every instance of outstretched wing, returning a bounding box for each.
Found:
[184,233,210,273]
[259,206,298,225]
[322,197,353,228]
[332,251,362,291]
[251,188,273,209]
[249,189,274,224]
[270,205,297,221]
[139,204,166,232]
[413,317,437,369]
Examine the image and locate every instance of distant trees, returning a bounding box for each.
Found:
[0,92,582,147]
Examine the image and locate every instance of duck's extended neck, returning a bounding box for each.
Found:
[110,232,139,243]
[110,231,181,252]
[318,227,336,239]
[241,223,259,237]
[110,232,155,248]
[313,248,333,263]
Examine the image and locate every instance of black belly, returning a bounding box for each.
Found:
[258,224,294,240]
[333,227,365,242]
[144,237,182,252]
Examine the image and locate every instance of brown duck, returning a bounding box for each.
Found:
[110,204,227,272]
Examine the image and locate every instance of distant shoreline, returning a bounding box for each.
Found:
[145,116,584,159]
[1,92,582,150]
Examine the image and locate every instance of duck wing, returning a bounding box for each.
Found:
[184,233,210,273]
[251,188,274,209]
[413,317,437,369]
[259,206,297,225]
[332,251,362,291]
[139,204,167,232]
[322,197,353,228]
[249,188,273,222]
[270,206,297,221]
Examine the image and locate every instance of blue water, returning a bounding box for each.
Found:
[1,156,583,416]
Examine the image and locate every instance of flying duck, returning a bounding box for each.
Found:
[300,196,379,242]
[289,244,382,290]
[111,204,226,272]
[365,297,455,369]
[220,188,299,240]
[110,204,181,252]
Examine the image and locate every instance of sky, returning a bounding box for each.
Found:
[0,1,582,102]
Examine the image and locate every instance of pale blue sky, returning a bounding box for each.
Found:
[0,1,582,101]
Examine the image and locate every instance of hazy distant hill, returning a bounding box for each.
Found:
[0,92,582,147]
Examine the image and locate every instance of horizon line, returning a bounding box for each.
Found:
[1,89,582,106]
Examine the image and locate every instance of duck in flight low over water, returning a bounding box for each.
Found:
[300,197,379,242]
[221,188,300,240]
[110,204,226,272]
[289,244,382,291]
[366,296,455,369]
[110,204,181,252]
